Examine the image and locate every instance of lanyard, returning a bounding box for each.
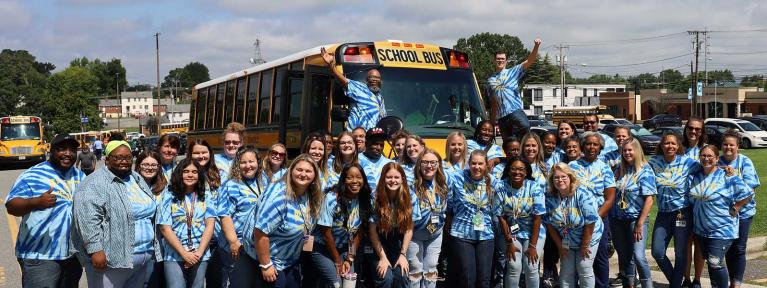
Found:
[243,178,261,197]
[618,170,639,210]
[559,193,573,234]
[510,185,524,220]
[297,197,313,236]
[183,193,197,249]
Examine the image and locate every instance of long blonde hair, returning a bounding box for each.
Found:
[521,132,547,179]
[260,143,287,183]
[414,149,448,207]
[284,154,324,219]
[468,150,494,204]
[401,135,426,166]
[445,132,467,169]
[547,163,579,197]
[619,137,647,178]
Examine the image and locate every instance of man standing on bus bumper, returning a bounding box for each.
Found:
[322,47,386,131]
[5,133,85,287]
[489,38,541,141]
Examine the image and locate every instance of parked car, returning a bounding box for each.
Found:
[598,118,633,130]
[704,118,767,149]
[642,114,682,129]
[704,125,727,148]
[529,119,553,127]
[651,126,685,139]
[530,126,559,140]
[738,117,767,131]
[602,124,661,155]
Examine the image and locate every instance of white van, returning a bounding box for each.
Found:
[704,118,767,148]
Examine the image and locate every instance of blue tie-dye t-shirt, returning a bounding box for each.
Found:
[358,153,394,192]
[214,153,235,181]
[487,64,525,119]
[448,170,502,241]
[252,180,317,271]
[568,158,615,208]
[315,191,362,250]
[345,79,386,131]
[610,164,657,220]
[719,154,760,219]
[466,139,505,161]
[649,155,700,212]
[217,177,262,252]
[688,169,753,239]
[258,168,287,190]
[685,145,701,160]
[495,179,546,240]
[6,162,85,260]
[158,190,217,261]
[410,179,450,231]
[124,175,156,254]
[544,186,604,248]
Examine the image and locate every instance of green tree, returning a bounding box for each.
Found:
[0,49,49,116]
[454,33,530,83]
[525,54,559,84]
[741,75,766,89]
[44,67,103,133]
[162,62,211,98]
[70,56,127,97]
[183,62,210,85]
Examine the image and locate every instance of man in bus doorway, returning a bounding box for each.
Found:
[321,47,386,131]
[489,38,542,141]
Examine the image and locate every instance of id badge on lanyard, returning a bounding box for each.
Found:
[675,211,686,228]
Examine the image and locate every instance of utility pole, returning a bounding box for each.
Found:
[116,73,121,130]
[555,44,569,107]
[688,30,706,117]
[155,32,161,135]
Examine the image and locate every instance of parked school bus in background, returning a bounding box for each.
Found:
[187,40,488,158]
[0,116,47,164]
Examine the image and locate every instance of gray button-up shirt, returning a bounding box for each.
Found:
[71,166,161,268]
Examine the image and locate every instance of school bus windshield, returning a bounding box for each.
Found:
[345,67,485,137]
[1,123,41,141]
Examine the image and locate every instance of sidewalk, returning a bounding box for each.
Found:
[608,236,767,287]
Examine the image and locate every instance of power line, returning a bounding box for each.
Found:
[565,31,687,47]
[582,53,691,67]
[709,49,767,55]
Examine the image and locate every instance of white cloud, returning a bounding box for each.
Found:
[0,0,31,29]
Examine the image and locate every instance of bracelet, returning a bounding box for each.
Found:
[259,261,273,270]
[529,242,537,248]
[400,252,406,257]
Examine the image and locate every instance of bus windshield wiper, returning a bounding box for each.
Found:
[421,122,473,130]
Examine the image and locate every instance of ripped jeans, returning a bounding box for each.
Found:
[407,227,443,288]
[698,235,734,288]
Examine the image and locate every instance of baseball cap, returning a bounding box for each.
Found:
[365,127,388,141]
[51,133,79,149]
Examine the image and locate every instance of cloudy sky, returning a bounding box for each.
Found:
[3,0,767,85]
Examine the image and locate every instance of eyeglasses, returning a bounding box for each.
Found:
[270,151,286,158]
[110,156,133,163]
[140,163,159,169]
[224,140,241,145]
[553,175,569,182]
[420,161,439,167]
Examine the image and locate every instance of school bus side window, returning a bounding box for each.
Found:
[235,78,246,124]
[224,80,235,125]
[272,65,288,124]
[215,83,225,128]
[258,69,273,125]
[206,85,217,128]
[247,73,259,126]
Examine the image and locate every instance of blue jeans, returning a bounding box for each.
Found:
[651,209,692,288]
[147,260,164,288]
[17,256,82,288]
[726,216,752,286]
[256,264,301,288]
[699,236,734,288]
[610,218,653,288]
[504,237,545,288]
[366,232,410,288]
[451,237,494,288]
[594,217,610,288]
[498,109,530,141]
[164,260,209,288]
[491,219,506,288]
[207,243,225,288]
[559,242,599,288]
[310,243,351,288]
[219,249,258,288]
[84,252,155,288]
[407,228,443,288]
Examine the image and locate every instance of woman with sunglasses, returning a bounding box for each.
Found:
[496,158,545,288]
[719,132,760,288]
[217,147,262,287]
[544,163,603,288]
[689,145,752,288]
[466,120,504,169]
[367,163,414,288]
[649,134,700,288]
[259,144,288,189]
[681,117,708,288]
[158,158,217,288]
[448,150,502,288]
[215,122,245,180]
[402,135,426,185]
[311,163,372,288]
[610,138,655,288]
[250,154,325,287]
[407,149,450,288]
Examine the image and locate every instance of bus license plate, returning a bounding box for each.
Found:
[18,156,26,160]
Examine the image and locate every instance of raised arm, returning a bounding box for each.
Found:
[321,47,349,86]
[521,38,542,70]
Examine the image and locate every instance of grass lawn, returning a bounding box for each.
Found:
[641,148,767,248]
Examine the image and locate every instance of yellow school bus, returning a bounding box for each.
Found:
[188,40,487,158]
[160,122,189,135]
[552,105,615,128]
[70,131,100,148]
[0,116,47,164]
